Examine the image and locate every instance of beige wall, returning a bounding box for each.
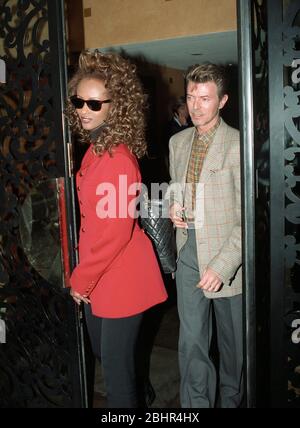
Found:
[140,63,186,158]
[147,63,186,134]
[159,65,185,103]
[66,0,85,55]
[157,65,185,146]
[83,0,237,48]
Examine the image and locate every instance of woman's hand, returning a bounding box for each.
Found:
[70,288,90,305]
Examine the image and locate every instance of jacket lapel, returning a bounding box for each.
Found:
[200,119,227,183]
[177,127,196,184]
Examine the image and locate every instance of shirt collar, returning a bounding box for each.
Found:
[196,117,221,139]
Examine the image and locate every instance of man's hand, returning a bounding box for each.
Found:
[197,267,223,293]
[70,288,90,306]
[169,202,188,229]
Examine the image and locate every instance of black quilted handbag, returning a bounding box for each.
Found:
[140,199,176,274]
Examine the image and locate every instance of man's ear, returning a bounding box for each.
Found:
[219,94,228,110]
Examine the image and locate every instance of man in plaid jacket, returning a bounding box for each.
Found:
[168,63,243,408]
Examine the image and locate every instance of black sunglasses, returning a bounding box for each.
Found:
[70,96,111,111]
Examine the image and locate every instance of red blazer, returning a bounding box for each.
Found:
[70,143,167,318]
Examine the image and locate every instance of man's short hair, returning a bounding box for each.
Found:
[185,63,228,99]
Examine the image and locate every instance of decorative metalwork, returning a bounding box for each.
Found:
[282,0,300,408]
[0,0,86,407]
[241,0,300,407]
[261,0,299,408]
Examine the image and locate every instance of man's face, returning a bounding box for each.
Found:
[186,81,228,132]
[177,104,188,119]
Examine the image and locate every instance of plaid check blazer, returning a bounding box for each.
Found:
[168,119,242,299]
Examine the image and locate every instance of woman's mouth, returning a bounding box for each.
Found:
[80,117,92,124]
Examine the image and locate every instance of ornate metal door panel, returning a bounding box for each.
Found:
[238,0,300,408]
[0,0,87,407]
[268,0,300,408]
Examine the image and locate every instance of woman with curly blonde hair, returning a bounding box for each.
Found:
[65,50,167,408]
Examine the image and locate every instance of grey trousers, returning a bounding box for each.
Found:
[176,229,244,408]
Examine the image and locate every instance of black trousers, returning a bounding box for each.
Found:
[84,304,143,408]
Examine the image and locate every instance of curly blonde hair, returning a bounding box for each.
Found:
[65,50,147,158]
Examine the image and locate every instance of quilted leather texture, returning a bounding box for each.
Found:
[140,199,176,274]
